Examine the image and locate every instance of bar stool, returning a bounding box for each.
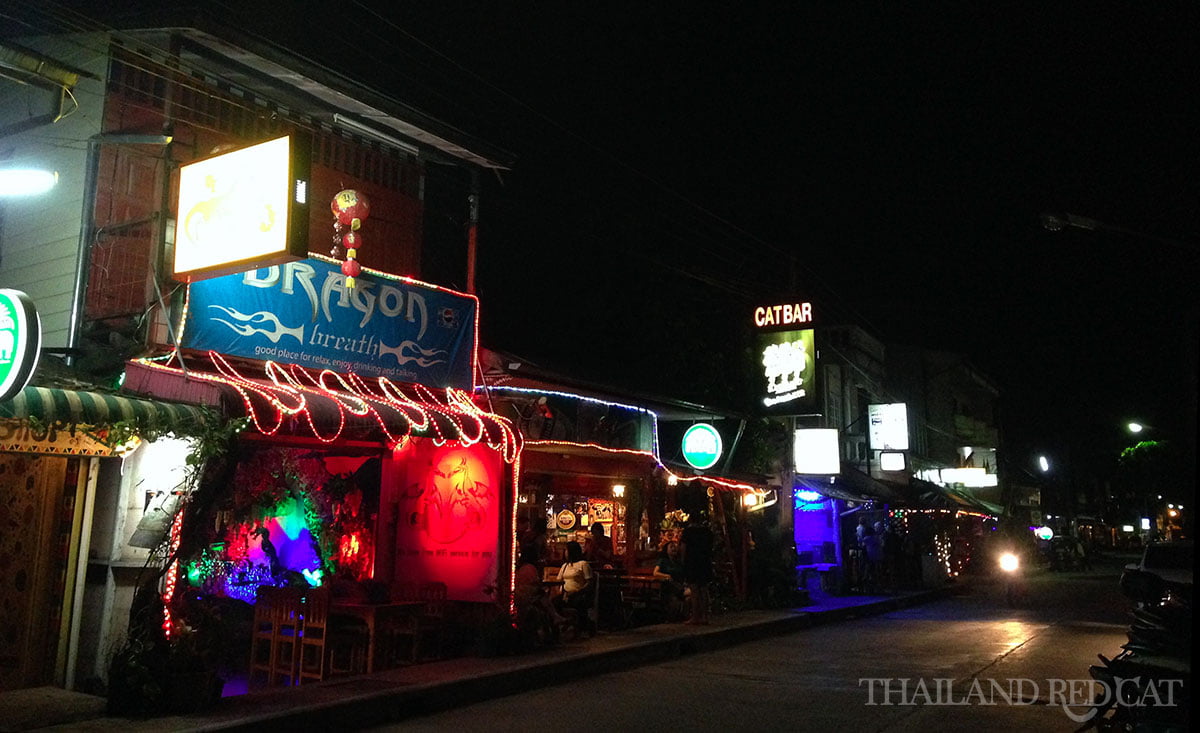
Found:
[298,586,330,684]
[248,586,304,687]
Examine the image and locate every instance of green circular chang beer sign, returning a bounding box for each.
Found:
[0,289,42,401]
[682,423,723,470]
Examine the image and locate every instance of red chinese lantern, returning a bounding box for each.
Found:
[331,189,371,287]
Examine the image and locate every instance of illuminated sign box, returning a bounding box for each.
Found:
[879,451,906,472]
[0,289,41,401]
[682,423,723,470]
[758,328,816,414]
[754,300,817,415]
[868,402,909,451]
[753,301,812,329]
[173,135,311,283]
[794,428,840,475]
[939,467,998,488]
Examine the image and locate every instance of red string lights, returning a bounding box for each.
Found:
[132,355,521,463]
[162,507,184,638]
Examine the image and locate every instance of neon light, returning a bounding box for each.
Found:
[795,489,823,503]
[753,302,813,328]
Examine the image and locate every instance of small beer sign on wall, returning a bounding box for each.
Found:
[0,289,41,401]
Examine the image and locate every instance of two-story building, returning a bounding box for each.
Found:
[1,11,512,694]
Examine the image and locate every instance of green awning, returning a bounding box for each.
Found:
[0,385,211,431]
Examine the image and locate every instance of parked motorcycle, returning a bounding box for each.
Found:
[1076,567,1191,730]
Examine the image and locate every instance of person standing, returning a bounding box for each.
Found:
[680,520,714,624]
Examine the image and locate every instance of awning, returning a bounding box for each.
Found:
[522,441,659,480]
[0,385,211,431]
[925,480,1004,516]
[795,475,875,503]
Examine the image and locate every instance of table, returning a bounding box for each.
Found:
[330,601,425,673]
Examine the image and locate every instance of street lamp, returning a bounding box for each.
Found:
[1127,422,1144,435]
[1040,212,1196,253]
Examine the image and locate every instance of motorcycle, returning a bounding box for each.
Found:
[1075,554,1191,730]
[998,549,1024,606]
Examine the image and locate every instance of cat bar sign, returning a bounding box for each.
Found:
[753,301,813,329]
[172,135,311,283]
[0,289,41,402]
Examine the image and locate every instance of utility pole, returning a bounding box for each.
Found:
[466,169,480,294]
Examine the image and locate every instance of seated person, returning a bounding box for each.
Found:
[653,541,685,583]
[555,540,595,634]
[515,543,563,644]
[652,541,686,619]
[585,522,614,567]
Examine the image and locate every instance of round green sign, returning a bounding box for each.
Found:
[0,289,41,402]
[682,423,723,470]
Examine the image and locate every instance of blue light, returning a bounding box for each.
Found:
[795,489,822,503]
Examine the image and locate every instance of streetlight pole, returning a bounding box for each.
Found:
[1040,212,1197,254]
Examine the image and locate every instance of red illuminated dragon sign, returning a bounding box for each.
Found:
[405,447,495,544]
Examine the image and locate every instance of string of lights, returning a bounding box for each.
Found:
[499,383,763,494]
[161,508,184,639]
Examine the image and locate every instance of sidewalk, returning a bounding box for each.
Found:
[4,586,954,732]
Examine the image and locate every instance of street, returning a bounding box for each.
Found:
[373,555,1142,732]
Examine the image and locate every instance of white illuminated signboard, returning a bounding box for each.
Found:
[173,135,310,282]
[879,452,906,472]
[794,428,840,475]
[868,402,909,451]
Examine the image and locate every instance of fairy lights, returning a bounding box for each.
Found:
[131,355,521,463]
[496,388,762,495]
[162,507,184,639]
[485,385,661,459]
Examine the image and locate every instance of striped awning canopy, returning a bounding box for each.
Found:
[0,385,211,431]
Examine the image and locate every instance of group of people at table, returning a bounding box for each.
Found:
[514,518,715,645]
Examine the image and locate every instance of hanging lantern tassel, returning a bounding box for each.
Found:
[331,189,371,288]
[342,247,361,288]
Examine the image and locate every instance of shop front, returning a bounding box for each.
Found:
[0,386,210,692]
[481,375,772,610]
[96,255,525,704]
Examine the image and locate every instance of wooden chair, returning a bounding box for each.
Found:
[298,586,330,684]
[248,586,304,687]
[389,581,447,663]
[248,586,277,688]
[301,586,370,680]
[416,581,448,660]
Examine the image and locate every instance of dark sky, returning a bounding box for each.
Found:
[375,5,1199,476]
[22,3,1200,482]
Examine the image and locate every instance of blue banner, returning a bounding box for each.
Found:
[181,258,476,389]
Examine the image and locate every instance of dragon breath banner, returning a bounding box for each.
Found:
[181,258,476,389]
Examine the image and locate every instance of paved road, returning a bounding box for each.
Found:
[372,555,1145,732]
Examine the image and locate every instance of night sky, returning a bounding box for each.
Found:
[18,3,1200,488]
[367,5,1199,485]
